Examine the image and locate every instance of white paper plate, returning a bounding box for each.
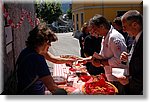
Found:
[112,68,125,78]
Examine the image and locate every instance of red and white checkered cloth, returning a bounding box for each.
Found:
[53,64,70,78]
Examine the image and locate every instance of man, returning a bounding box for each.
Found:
[88,14,127,94]
[119,10,143,95]
[112,16,134,52]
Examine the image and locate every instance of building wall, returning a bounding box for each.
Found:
[72,0,143,32]
[3,2,36,84]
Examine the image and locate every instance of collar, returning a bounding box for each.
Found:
[107,25,113,36]
[135,31,142,43]
[104,25,113,39]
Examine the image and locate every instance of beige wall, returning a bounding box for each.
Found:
[72,0,143,32]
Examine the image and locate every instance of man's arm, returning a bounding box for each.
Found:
[92,52,109,66]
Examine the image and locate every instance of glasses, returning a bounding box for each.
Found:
[89,26,98,34]
[46,40,51,46]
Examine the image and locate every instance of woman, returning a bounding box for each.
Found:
[78,22,90,58]
[16,23,75,95]
[83,23,105,75]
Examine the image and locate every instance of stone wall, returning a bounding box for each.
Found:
[3,2,36,85]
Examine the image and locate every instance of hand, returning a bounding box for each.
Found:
[117,76,129,85]
[120,52,131,62]
[77,56,92,64]
[91,57,102,67]
[77,59,87,65]
[93,52,103,59]
[66,59,77,66]
[52,88,68,95]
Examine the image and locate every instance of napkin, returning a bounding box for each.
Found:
[70,89,84,95]
[112,68,125,78]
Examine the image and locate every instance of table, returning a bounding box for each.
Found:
[53,64,70,78]
[52,63,85,95]
[47,64,118,95]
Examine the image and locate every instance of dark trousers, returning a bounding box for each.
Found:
[110,81,126,95]
[86,62,105,75]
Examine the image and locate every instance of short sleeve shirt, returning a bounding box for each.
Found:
[84,35,104,75]
[17,47,51,94]
[84,35,102,56]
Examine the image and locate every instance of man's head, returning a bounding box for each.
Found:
[112,16,122,31]
[121,10,143,37]
[26,22,58,49]
[89,14,111,37]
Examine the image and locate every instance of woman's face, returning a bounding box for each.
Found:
[39,41,51,54]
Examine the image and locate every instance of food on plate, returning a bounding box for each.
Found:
[60,55,83,66]
[75,71,88,77]
[82,75,118,95]
[60,55,82,60]
[69,67,86,72]
[69,67,76,72]
[72,62,84,69]
[53,76,66,85]
[72,62,86,71]
[70,61,87,73]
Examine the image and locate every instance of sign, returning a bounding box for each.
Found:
[4,26,13,54]
[5,26,13,45]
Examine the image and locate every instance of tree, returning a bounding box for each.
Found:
[66,8,72,19]
[35,1,62,24]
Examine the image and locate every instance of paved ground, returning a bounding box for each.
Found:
[46,32,80,69]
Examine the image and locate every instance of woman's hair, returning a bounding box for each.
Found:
[113,16,122,27]
[81,22,89,34]
[26,22,58,48]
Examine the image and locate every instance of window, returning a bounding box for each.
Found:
[76,14,78,22]
[76,23,79,30]
[81,13,84,26]
[117,11,127,17]
[73,15,74,22]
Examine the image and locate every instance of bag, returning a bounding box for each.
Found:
[2,65,18,95]
[1,53,37,95]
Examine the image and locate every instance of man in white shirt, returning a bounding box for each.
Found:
[88,14,127,94]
